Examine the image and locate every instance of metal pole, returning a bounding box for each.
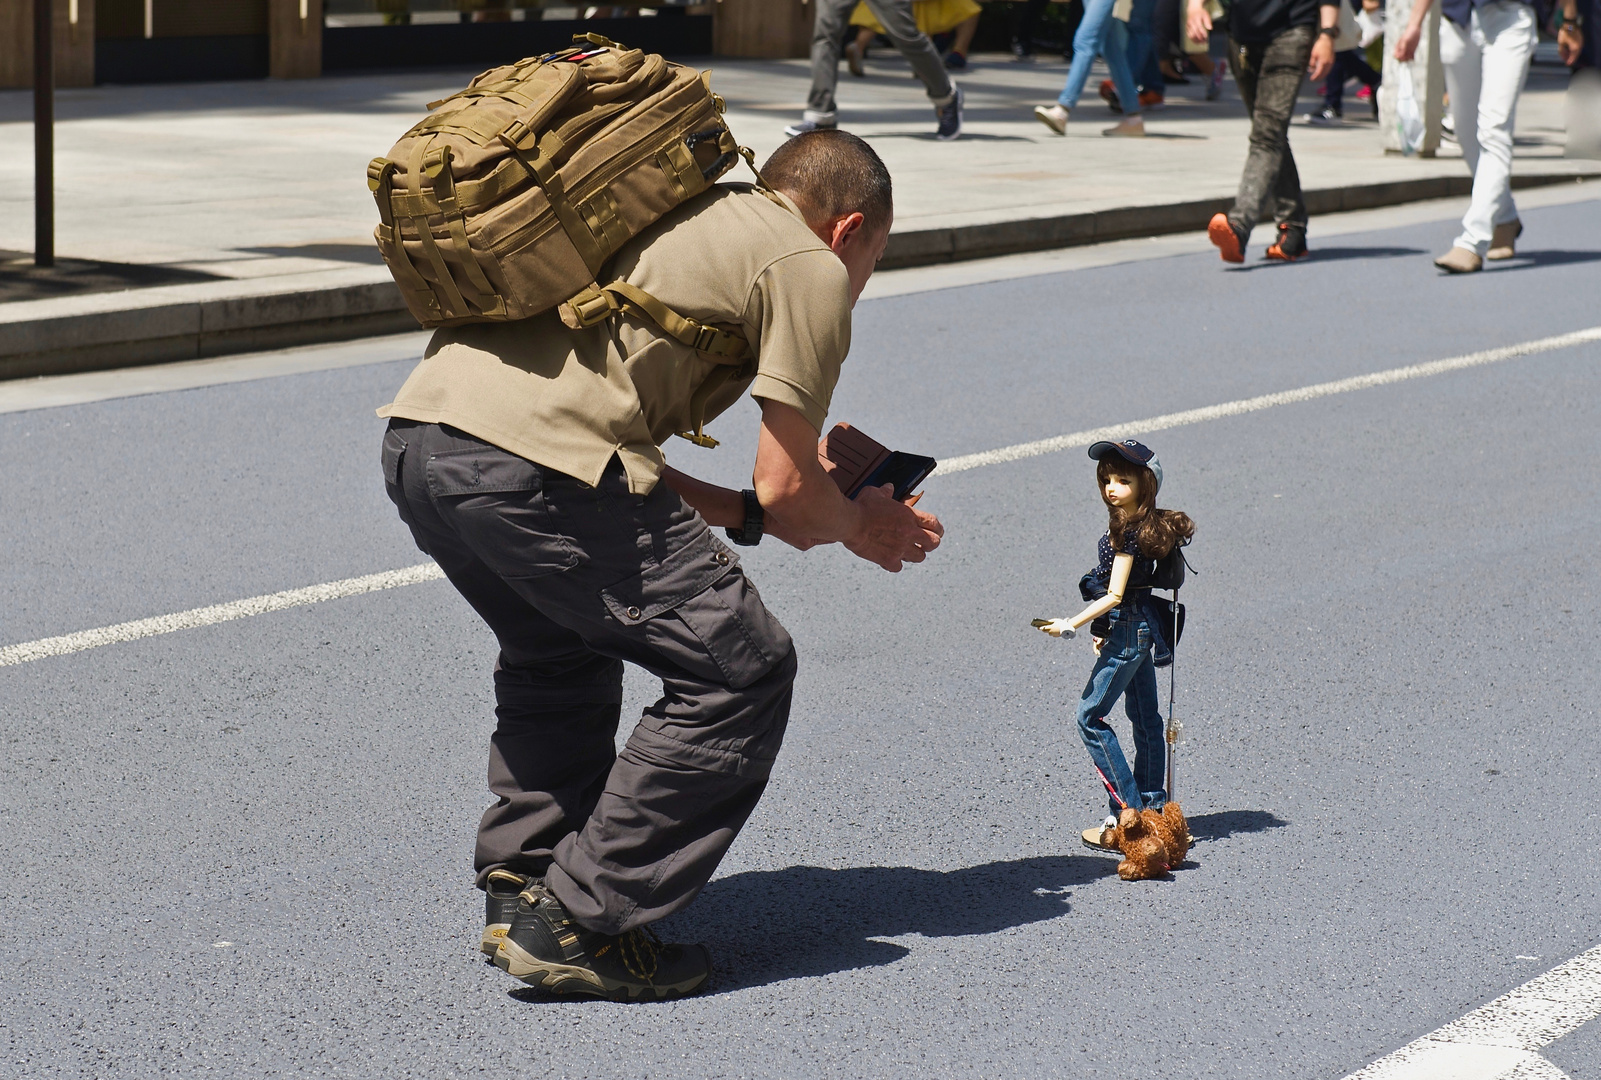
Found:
[34,0,55,268]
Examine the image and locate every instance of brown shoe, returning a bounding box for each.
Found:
[1487,220,1522,260]
[1434,246,1483,273]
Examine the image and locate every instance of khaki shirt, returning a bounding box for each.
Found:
[377,186,852,495]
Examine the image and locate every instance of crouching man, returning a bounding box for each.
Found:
[377,130,943,1000]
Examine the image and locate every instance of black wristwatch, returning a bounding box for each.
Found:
[1318,24,1340,37]
[725,488,764,546]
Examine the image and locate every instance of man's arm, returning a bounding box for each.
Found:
[754,399,943,571]
[1394,0,1435,60]
[1310,2,1340,80]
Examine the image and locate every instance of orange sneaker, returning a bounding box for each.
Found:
[1264,222,1308,261]
[1208,212,1244,263]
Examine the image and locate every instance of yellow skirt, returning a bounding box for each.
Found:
[849,0,982,37]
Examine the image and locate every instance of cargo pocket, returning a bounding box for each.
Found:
[425,446,582,579]
[381,427,408,506]
[602,528,792,690]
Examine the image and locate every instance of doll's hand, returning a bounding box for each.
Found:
[1039,619,1077,639]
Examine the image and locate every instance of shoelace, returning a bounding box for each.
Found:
[616,925,663,981]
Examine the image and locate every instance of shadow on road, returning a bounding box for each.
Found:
[1226,245,1426,270]
[688,856,1118,991]
[1187,809,1289,841]
[1486,249,1601,271]
[506,855,1116,1001]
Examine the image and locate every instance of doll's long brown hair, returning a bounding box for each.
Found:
[1098,457,1195,558]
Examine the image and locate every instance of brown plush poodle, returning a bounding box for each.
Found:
[1107,801,1192,881]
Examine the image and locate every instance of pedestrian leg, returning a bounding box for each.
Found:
[862,0,956,105]
[1059,0,1124,107]
[803,0,858,126]
[1123,655,1167,809]
[1228,26,1313,239]
[1446,2,1536,257]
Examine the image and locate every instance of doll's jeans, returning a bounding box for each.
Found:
[1075,606,1166,817]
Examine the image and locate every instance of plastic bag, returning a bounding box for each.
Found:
[1355,6,1384,47]
[1395,70,1424,156]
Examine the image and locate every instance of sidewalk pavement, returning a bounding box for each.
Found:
[1,52,1595,379]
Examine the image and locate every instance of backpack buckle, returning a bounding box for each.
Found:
[559,285,616,330]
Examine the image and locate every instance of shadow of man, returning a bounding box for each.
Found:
[658,855,1118,993]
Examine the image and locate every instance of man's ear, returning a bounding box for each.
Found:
[827,212,867,255]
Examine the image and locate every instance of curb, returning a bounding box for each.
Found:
[2,170,1594,381]
[877,171,1596,269]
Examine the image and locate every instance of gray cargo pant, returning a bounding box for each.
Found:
[382,420,796,935]
[805,0,955,124]
[1227,24,1316,240]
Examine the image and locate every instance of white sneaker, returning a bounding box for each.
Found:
[1033,103,1069,134]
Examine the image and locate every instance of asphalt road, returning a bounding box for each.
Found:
[3,198,1599,1079]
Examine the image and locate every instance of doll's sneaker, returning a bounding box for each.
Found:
[480,868,529,957]
[1264,222,1308,261]
[1081,815,1121,853]
[494,882,711,1001]
[1208,212,1246,263]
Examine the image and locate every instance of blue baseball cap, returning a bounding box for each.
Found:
[1088,438,1162,493]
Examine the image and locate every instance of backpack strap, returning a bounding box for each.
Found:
[558,279,751,449]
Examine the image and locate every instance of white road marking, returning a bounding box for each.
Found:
[935,326,1601,475]
[1341,943,1601,1080]
[2,323,1599,670]
[0,563,444,668]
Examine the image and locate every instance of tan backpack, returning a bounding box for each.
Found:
[368,34,758,369]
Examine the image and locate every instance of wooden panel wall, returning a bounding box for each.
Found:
[0,0,97,88]
[269,0,322,77]
[713,0,811,58]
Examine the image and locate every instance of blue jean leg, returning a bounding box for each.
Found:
[1075,624,1160,815]
[1123,0,1159,91]
[1122,650,1167,809]
[1059,0,1142,111]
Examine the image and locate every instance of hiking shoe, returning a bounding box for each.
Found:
[1264,222,1309,261]
[494,882,712,1001]
[783,117,836,138]
[1434,246,1482,273]
[935,85,963,141]
[1487,219,1522,260]
[1081,815,1120,853]
[846,40,865,78]
[1208,212,1245,263]
[480,868,529,957]
[944,50,968,70]
[1034,103,1069,134]
[1305,106,1341,126]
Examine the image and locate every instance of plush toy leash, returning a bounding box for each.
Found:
[1093,762,1129,810]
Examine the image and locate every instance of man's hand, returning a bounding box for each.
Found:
[1186,0,1213,44]
[842,484,944,572]
[1393,21,1421,60]
[1309,33,1336,79]
[1558,21,1584,64]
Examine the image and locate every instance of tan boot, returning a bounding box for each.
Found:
[1102,114,1146,137]
[1434,246,1483,273]
[1487,220,1522,260]
[1034,103,1069,134]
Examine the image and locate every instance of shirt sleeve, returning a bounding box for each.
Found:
[744,248,853,433]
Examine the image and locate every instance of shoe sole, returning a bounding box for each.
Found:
[480,923,509,957]
[1208,214,1244,263]
[1081,835,1121,856]
[493,938,709,1002]
[1264,245,1308,262]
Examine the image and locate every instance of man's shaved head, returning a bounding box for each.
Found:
[761,130,893,233]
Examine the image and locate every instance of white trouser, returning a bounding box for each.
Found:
[1440,0,1537,256]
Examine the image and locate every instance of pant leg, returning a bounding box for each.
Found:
[384,421,796,935]
[1449,1,1535,255]
[806,0,858,121]
[1122,651,1167,809]
[1229,25,1314,237]
[1059,0,1122,107]
[861,0,956,103]
[1324,50,1350,111]
[1125,0,1159,90]
[1073,618,1148,816]
[1102,17,1146,112]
